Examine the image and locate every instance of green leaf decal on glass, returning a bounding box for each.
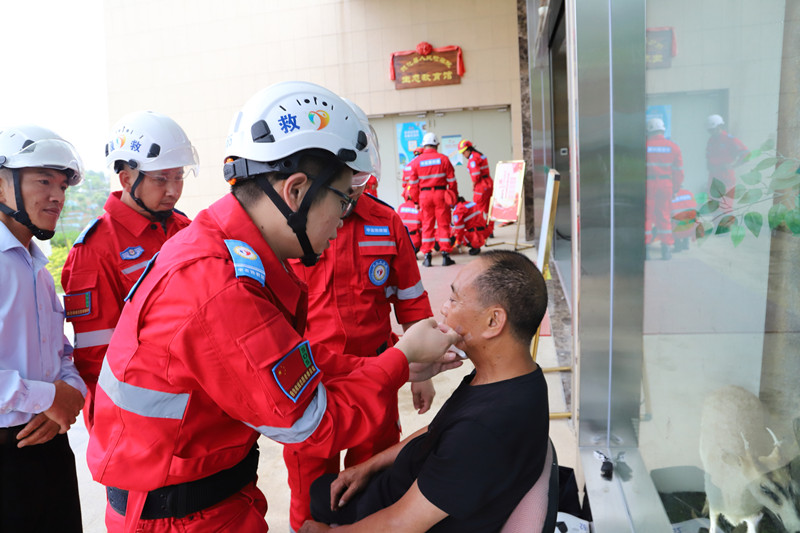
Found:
[709,178,727,199]
[743,212,762,238]
[731,224,745,247]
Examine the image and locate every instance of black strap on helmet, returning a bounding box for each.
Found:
[0,168,56,240]
[113,157,174,225]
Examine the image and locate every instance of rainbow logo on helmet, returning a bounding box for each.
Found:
[111,135,126,150]
[308,110,330,130]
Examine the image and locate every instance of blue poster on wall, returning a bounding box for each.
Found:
[396,122,426,169]
[646,104,672,139]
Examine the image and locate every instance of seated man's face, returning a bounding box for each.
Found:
[440,259,486,352]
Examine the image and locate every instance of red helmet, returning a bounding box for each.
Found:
[458,139,473,154]
[412,146,423,156]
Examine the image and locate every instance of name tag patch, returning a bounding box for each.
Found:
[120,246,145,260]
[364,225,390,236]
[368,259,390,286]
[272,341,320,402]
[64,292,92,318]
[225,240,265,286]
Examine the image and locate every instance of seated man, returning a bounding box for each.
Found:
[300,250,550,533]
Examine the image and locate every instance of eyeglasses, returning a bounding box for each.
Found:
[325,185,357,218]
[141,170,188,186]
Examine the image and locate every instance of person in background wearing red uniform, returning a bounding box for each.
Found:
[402,146,423,198]
[409,132,458,267]
[645,118,684,260]
[398,189,422,253]
[458,139,494,238]
[0,125,87,533]
[61,111,197,430]
[451,196,489,255]
[363,174,379,197]
[284,99,436,532]
[87,81,461,533]
[706,114,748,212]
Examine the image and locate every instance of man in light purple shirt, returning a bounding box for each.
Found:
[0,125,87,532]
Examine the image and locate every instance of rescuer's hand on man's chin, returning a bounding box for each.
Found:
[395,318,462,366]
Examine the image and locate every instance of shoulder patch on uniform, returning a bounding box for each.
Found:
[124,252,159,302]
[120,246,145,260]
[74,217,102,245]
[272,341,320,403]
[64,292,92,318]
[224,239,265,287]
[364,225,391,236]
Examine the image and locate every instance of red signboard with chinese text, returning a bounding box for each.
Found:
[646,27,676,69]
[390,42,464,90]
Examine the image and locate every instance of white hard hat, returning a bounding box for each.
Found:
[706,114,725,130]
[646,118,665,134]
[105,111,198,175]
[422,132,439,147]
[342,97,381,187]
[224,81,374,180]
[0,125,84,186]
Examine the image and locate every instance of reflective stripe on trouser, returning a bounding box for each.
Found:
[419,190,452,253]
[645,179,675,245]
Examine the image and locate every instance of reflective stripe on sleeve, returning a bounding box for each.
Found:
[121,260,150,275]
[384,280,425,300]
[75,328,115,348]
[98,358,190,420]
[245,382,327,444]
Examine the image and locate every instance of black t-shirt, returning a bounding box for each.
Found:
[358,367,549,532]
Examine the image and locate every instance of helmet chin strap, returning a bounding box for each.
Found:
[0,168,56,240]
[254,164,340,267]
[130,170,173,224]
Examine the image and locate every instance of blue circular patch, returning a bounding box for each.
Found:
[368,259,390,286]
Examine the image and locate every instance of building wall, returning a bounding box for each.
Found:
[104,0,523,215]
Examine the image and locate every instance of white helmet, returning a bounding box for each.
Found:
[223,81,376,267]
[224,81,374,182]
[105,111,198,175]
[422,132,439,147]
[646,118,665,134]
[0,124,83,240]
[342,97,381,187]
[0,125,83,186]
[706,114,725,130]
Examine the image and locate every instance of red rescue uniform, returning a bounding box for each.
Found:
[451,200,489,250]
[398,199,422,251]
[645,133,684,246]
[285,193,433,529]
[409,147,458,253]
[465,150,494,235]
[706,129,748,210]
[88,193,410,533]
[61,191,190,430]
